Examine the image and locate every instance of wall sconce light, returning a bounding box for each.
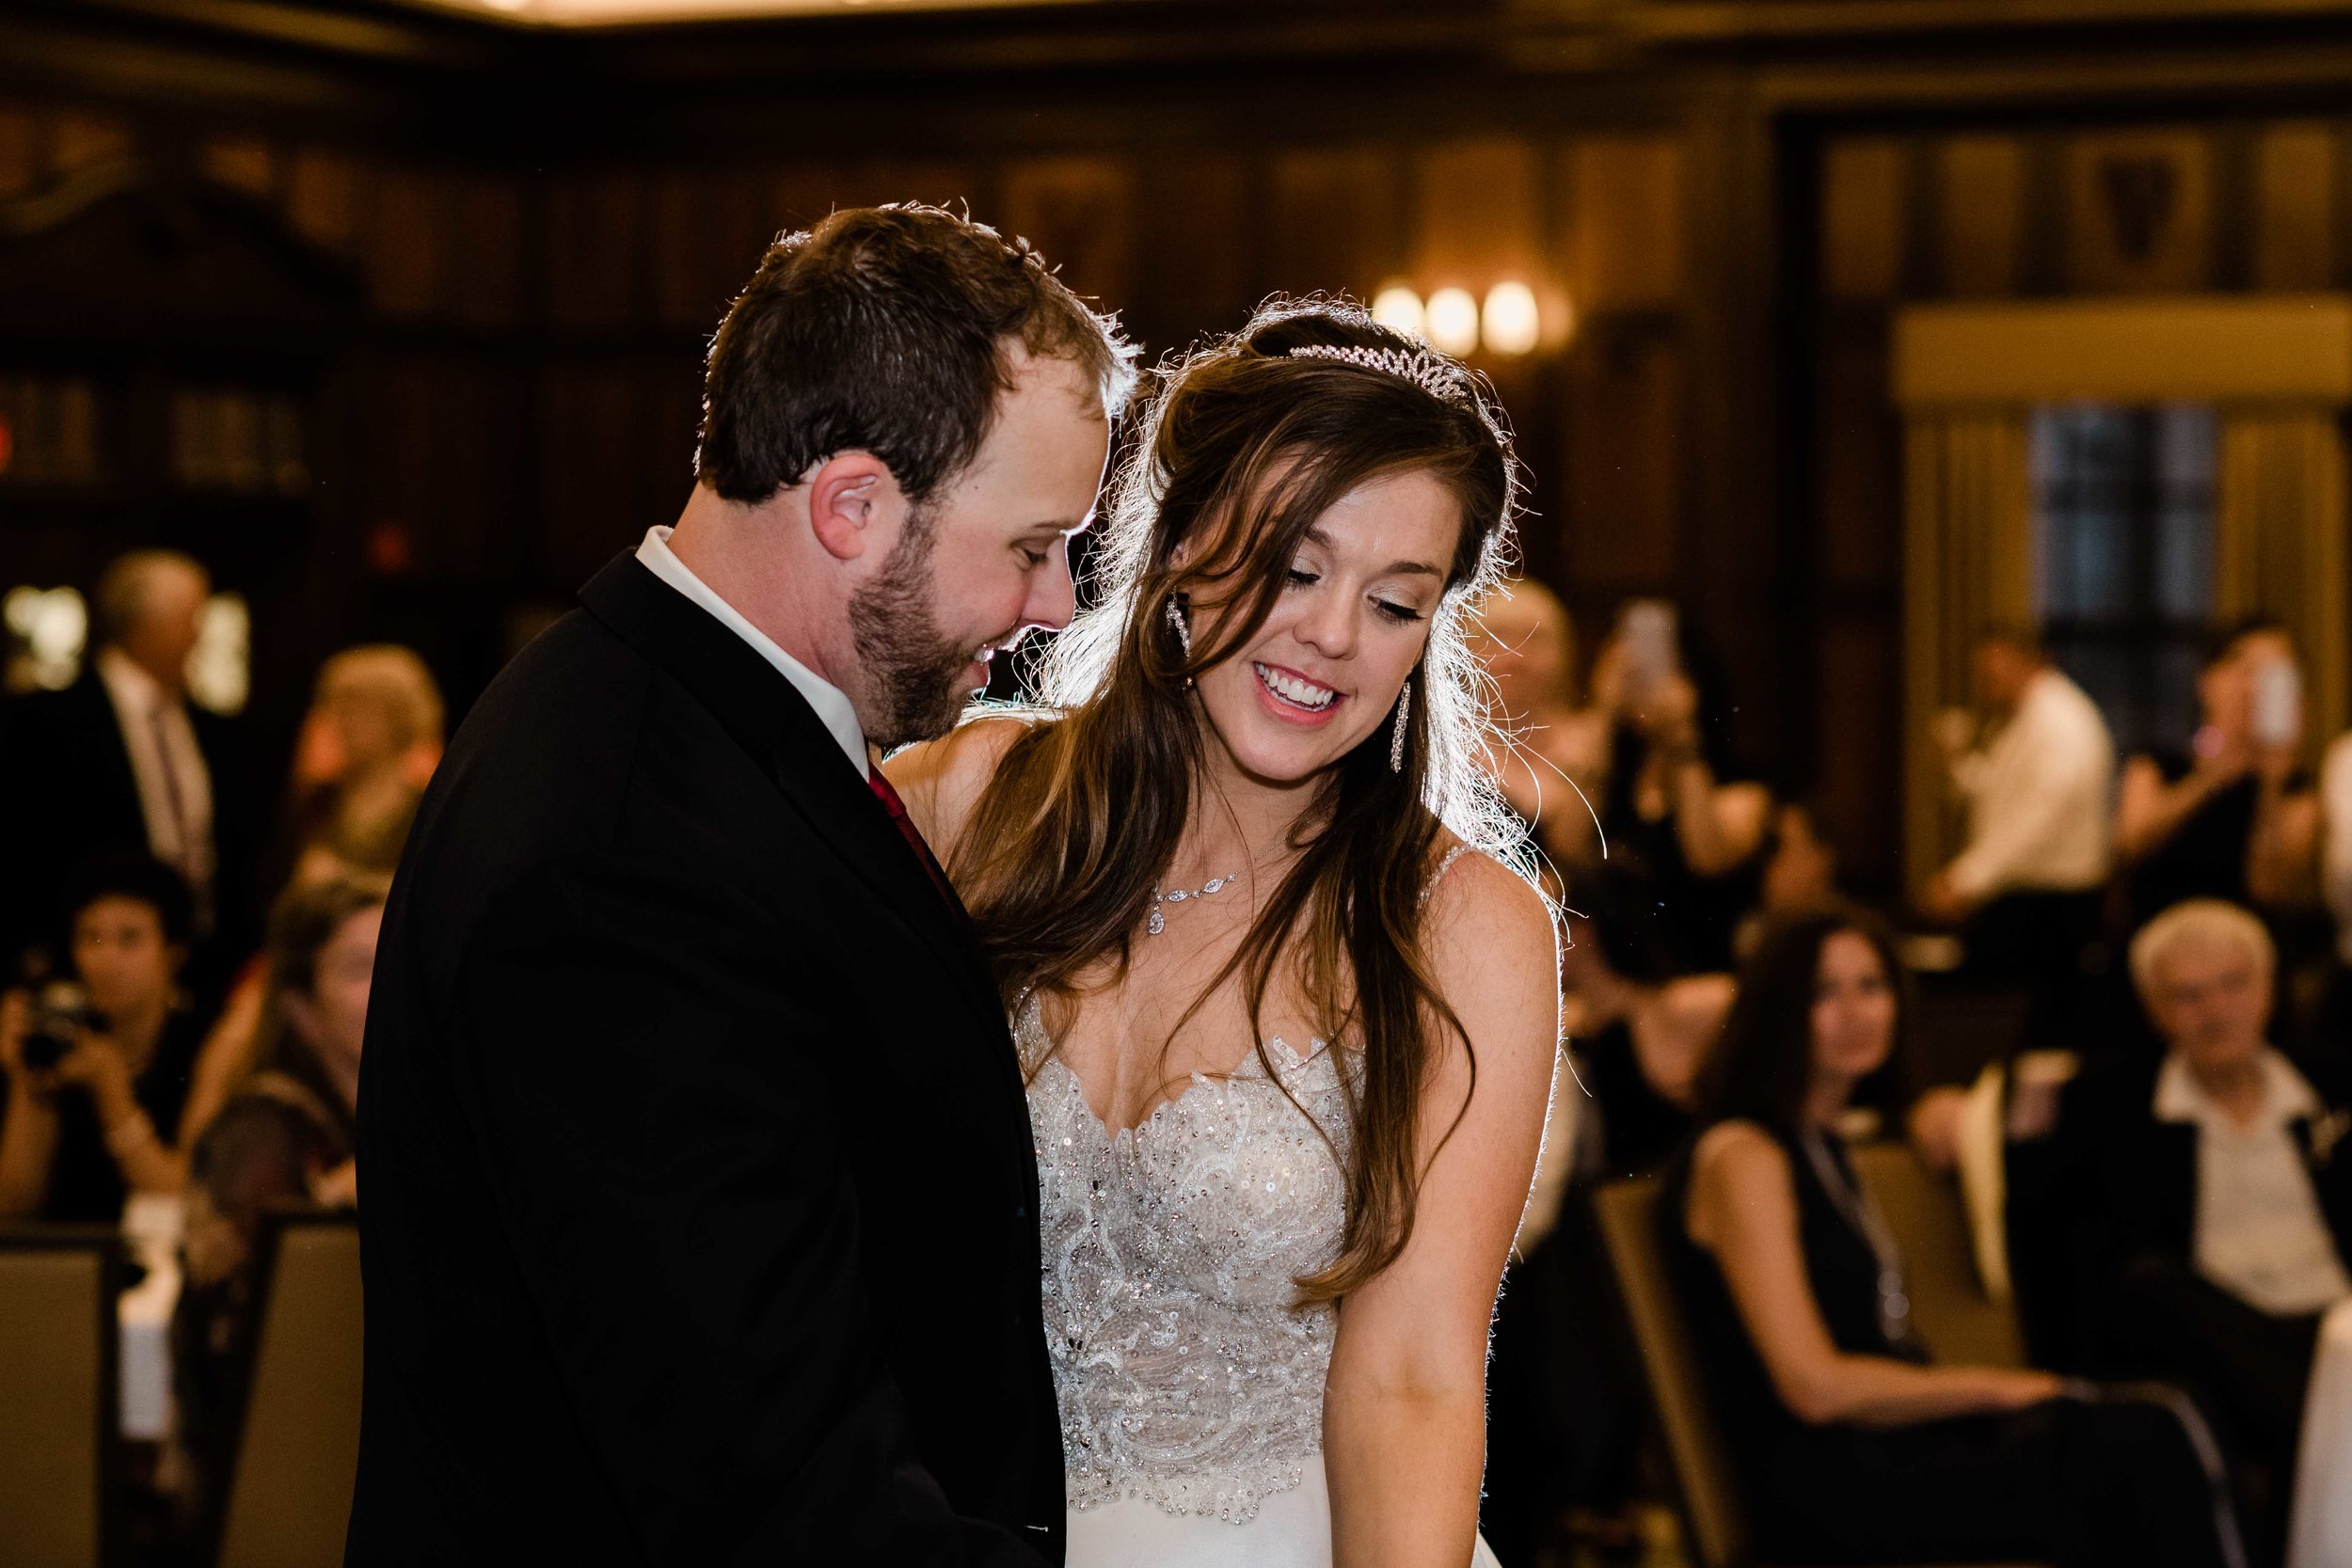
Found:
[1371,283,1426,340]
[1482,281,1541,357]
[1423,288,1481,356]
[1365,279,1556,358]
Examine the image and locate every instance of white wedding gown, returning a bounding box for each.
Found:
[1018,993,1503,1568]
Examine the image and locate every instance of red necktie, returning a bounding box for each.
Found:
[867,769,957,906]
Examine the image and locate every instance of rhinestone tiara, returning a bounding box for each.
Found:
[1286,344,1470,405]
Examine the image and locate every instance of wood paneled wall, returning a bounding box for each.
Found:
[0,92,1704,780]
[1810,115,2352,887]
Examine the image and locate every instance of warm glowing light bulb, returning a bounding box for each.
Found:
[1482,281,1540,356]
[1423,288,1480,356]
[1371,285,1426,341]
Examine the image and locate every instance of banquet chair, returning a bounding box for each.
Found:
[1592,1178,2043,1568]
[0,1227,124,1568]
[1847,1141,2026,1369]
[213,1212,362,1568]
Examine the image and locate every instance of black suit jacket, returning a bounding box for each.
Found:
[2036,1050,2352,1365]
[348,554,1061,1566]
[0,665,252,979]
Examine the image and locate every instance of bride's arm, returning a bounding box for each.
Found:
[1324,853,1559,1568]
[881,717,1032,875]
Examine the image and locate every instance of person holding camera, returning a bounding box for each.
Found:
[0,851,206,1221]
[2118,621,2319,938]
[1583,600,1776,975]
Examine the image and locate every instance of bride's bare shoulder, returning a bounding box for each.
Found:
[883,710,1053,859]
[1421,833,1558,1050]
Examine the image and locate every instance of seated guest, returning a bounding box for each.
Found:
[282,644,442,882]
[1484,903,1735,1565]
[1664,906,2241,1568]
[2060,898,2349,1555]
[172,874,385,1536]
[0,852,204,1220]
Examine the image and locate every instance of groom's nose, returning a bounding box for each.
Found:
[1017,536,1078,634]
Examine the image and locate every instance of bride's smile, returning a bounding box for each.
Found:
[1192,467,1456,785]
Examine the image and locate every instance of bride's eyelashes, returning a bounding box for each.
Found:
[1282,567,1425,626]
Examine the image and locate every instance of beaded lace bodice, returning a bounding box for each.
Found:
[1017,995,1354,1523]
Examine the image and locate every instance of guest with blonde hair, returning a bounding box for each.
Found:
[1472,576,1607,872]
[286,644,442,869]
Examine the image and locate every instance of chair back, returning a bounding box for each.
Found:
[1849,1141,2026,1369]
[0,1227,121,1568]
[1591,1178,1751,1568]
[215,1212,362,1568]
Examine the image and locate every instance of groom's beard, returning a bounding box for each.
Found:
[848,510,987,750]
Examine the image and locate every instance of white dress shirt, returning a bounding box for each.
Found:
[1947,666,2116,902]
[96,645,215,916]
[634,526,868,781]
[2318,732,2352,962]
[2155,1048,2352,1318]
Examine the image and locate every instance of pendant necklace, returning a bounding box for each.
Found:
[1148,871,1243,936]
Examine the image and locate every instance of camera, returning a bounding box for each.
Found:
[19,979,106,1072]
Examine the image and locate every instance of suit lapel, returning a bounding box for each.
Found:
[575,552,1010,1043]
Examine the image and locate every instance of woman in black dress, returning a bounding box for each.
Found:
[1663,906,2244,1567]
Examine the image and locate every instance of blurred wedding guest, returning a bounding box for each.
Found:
[1474,577,1607,872]
[2320,729,2352,1053]
[1485,896,1738,1565]
[0,852,204,1220]
[1585,601,1775,974]
[2058,899,2348,1559]
[283,645,442,875]
[1663,906,2242,1568]
[171,874,384,1538]
[2118,623,2318,936]
[0,550,253,996]
[1922,627,2113,1024]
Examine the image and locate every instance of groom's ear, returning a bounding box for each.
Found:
[804,451,898,563]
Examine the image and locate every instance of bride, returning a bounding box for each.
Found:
[889,298,1559,1568]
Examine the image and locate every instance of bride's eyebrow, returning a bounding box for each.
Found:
[1299,524,1442,579]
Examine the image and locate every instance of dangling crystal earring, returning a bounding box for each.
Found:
[1165,594,1196,689]
[1164,593,1192,657]
[1390,679,1411,773]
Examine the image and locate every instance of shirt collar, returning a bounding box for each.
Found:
[97,645,173,717]
[2153,1047,2323,1132]
[634,525,868,780]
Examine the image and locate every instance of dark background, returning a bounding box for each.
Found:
[3,0,2348,895]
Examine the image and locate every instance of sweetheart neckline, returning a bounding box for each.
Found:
[1030,1039,1336,1145]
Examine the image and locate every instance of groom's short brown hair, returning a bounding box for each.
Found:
[696,203,1135,507]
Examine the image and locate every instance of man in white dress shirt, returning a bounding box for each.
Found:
[2058,900,2352,1560]
[1924,626,2115,1034]
[0,550,251,995]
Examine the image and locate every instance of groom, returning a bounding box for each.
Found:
[348,206,1131,1565]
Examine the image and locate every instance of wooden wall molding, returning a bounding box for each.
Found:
[1893,293,2352,404]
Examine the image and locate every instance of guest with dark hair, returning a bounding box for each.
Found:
[1663,906,2242,1568]
[1582,607,1776,975]
[2118,623,2318,936]
[171,873,385,1542]
[0,850,206,1220]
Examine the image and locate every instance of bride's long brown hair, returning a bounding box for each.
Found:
[953,297,1529,1302]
